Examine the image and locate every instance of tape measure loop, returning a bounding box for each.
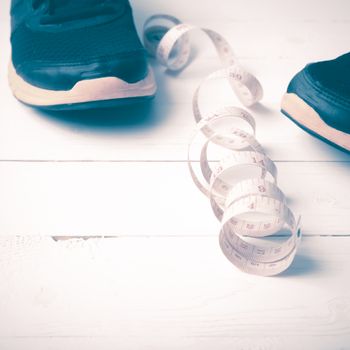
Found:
[144,14,301,276]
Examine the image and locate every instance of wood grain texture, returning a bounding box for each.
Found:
[0,161,349,236]
[0,236,349,350]
[1,1,350,162]
[0,0,350,348]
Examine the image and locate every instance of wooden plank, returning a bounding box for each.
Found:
[1,1,350,162]
[133,0,350,23]
[1,61,350,162]
[1,2,350,350]
[0,161,349,236]
[0,236,349,349]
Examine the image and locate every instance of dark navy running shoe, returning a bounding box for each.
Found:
[281,52,350,153]
[9,0,156,110]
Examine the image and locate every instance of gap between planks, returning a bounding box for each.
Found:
[0,160,349,163]
[49,234,350,240]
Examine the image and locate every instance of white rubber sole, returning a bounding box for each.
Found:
[8,61,157,108]
[281,93,350,153]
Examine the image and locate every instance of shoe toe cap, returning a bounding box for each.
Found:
[14,51,149,91]
[287,65,350,133]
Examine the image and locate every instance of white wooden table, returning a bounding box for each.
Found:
[0,0,350,349]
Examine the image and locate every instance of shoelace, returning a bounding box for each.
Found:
[31,0,123,24]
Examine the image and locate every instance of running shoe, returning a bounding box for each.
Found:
[9,0,157,110]
[281,52,350,153]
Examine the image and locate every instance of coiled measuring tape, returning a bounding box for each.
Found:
[143,15,302,276]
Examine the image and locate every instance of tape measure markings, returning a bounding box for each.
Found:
[143,14,301,276]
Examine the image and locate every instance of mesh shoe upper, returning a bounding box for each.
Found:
[10,0,149,90]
